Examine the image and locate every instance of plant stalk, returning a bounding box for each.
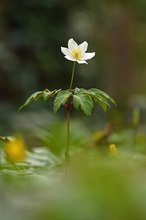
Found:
[65,110,70,164]
[69,62,76,91]
[65,62,76,165]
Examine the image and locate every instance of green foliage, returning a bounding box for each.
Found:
[36,120,91,155]
[18,89,61,111]
[1,152,146,220]
[19,87,116,116]
[53,90,72,113]
[73,88,116,115]
[88,88,116,111]
[73,91,93,116]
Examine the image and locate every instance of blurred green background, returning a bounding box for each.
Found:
[1,0,146,134]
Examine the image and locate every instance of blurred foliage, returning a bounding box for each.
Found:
[36,120,92,155]
[0,106,146,220]
[1,151,146,220]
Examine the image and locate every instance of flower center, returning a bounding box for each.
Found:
[72,48,82,60]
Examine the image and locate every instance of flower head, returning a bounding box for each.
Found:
[5,136,26,163]
[61,38,95,64]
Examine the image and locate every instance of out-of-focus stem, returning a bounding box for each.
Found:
[65,110,70,164]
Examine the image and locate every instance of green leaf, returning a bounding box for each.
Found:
[73,95,80,110]
[87,91,110,111]
[18,88,62,111]
[54,91,72,113]
[89,88,116,106]
[97,101,108,111]
[73,87,116,112]
[74,88,87,95]
[43,89,52,101]
[54,89,62,95]
[18,91,43,111]
[73,93,93,116]
[43,89,58,101]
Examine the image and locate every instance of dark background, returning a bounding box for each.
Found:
[0,0,146,133]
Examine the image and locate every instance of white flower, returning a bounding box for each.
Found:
[61,38,95,64]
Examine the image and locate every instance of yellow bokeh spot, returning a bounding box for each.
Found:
[109,144,118,156]
[5,136,26,163]
[72,48,82,60]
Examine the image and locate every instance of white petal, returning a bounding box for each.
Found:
[79,41,88,53]
[77,60,88,64]
[68,38,78,51]
[65,55,76,61]
[82,52,95,60]
[61,47,71,57]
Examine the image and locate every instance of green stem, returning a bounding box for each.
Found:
[69,62,76,90]
[65,110,70,164]
[65,62,76,166]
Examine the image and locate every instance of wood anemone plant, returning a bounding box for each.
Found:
[19,38,116,165]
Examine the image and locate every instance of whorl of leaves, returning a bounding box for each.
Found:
[19,87,116,116]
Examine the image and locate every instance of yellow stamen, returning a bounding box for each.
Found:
[72,48,82,60]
